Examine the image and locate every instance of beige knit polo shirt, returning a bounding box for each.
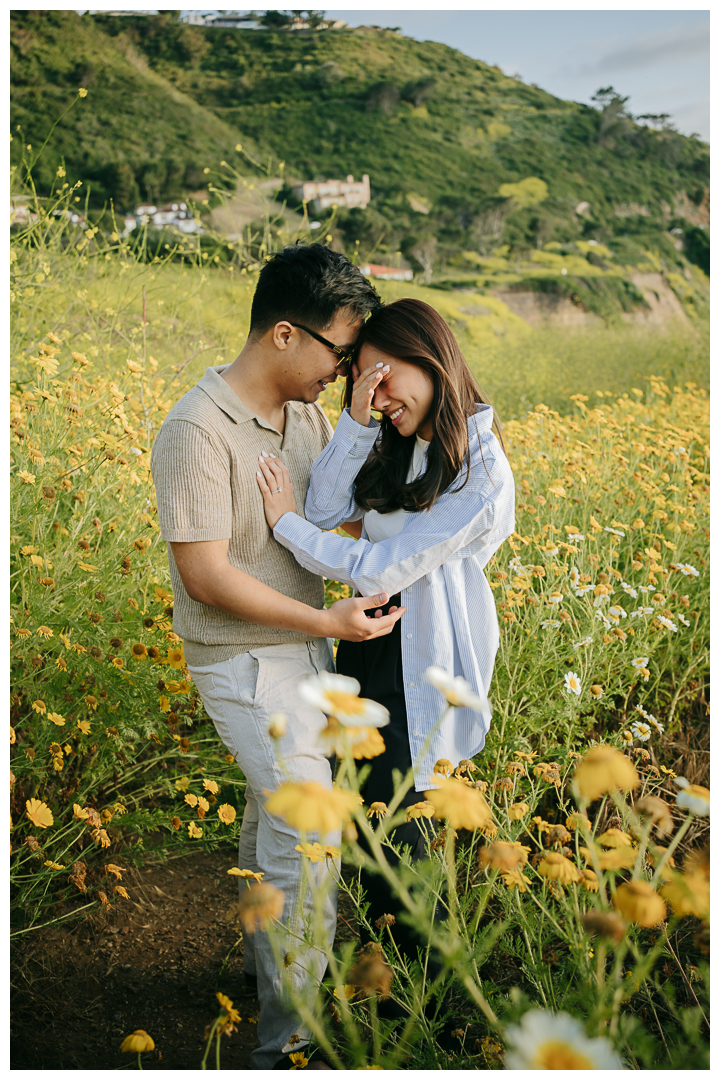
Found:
[150,366,334,666]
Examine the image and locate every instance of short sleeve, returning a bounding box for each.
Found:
[150,420,232,542]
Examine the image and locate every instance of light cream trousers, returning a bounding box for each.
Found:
[189,637,339,1069]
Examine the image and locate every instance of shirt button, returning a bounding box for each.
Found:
[407,586,412,592]
[406,633,412,639]
[413,730,421,737]
[408,682,415,688]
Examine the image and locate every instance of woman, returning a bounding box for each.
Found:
[256,298,514,947]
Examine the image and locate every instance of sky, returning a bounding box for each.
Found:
[322,8,710,141]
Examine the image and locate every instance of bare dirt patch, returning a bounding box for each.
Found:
[11,845,365,1071]
[11,847,260,1070]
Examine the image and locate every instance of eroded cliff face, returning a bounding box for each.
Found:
[491,272,689,329]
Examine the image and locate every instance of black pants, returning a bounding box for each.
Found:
[336,598,448,967]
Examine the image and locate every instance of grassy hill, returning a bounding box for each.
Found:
[11,10,709,281]
[10,10,247,207]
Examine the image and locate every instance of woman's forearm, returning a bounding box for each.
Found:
[305,409,378,529]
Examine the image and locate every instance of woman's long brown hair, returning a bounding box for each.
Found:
[344,298,504,514]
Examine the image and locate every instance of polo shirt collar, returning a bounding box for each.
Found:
[196,366,283,434]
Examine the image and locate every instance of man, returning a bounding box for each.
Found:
[151,244,403,1069]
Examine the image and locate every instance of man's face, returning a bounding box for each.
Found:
[282,310,363,404]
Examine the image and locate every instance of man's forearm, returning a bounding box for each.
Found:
[183,559,329,636]
[169,538,401,644]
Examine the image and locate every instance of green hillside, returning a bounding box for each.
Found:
[11,10,709,272]
[10,10,247,207]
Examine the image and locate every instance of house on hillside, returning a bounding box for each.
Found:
[134,202,203,234]
[86,9,160,15]
[291,175,371,214]
[10,197,39,226]
[359,263,413,282]
[181,11,347,30]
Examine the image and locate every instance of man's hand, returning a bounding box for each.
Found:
[169,540,405,641]
[349,361,389,427]
[323,593,405,641]
[256,453,296,529]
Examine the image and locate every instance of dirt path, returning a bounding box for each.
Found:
[11,844,365,1070]
[11,847,263,1070]
[208,178,306,240]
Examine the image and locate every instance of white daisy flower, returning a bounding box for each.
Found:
[638,585,656,594]
[648,716,665,734]
[631,721,652,741]
[425,666,488,712]
[547,591,564,605]
[631,657,650,670]
[267,712,288,738]
[635,703,659,726]
[620,581,638,598]
[541,619,561,629]
[509,556,523,573]
[298,672,390,727]
[656,615,678,632]
[567,532,585,542]
[608,605,627,621]
[569,567,580,588]
[564,671,582,696]
[573,636,593,649]
[630,607,655,618]
[674,777,710,816]
[595,609,612,628]
[678,613,690,627]
[504,1009,625,1071]
[604,526,625,537]
[574,584,595,597]
[542,543,559,557]
[677,563,700,578]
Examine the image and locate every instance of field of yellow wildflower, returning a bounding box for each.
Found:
[10,164,709,1069]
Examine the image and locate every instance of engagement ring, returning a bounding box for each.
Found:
[271,487,282,494]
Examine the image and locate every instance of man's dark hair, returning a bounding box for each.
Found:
[249,243,381,336]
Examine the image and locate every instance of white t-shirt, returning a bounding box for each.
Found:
[363,435,430,544]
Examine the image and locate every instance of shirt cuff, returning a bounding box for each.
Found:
[273,512,319,553]
[331,408,380,457]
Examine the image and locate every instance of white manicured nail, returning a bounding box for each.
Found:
[375,362,383,368]
[256,471,262,478]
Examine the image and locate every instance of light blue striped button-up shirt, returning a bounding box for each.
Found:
[273,404,515,790]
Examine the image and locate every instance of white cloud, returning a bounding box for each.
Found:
[571,20,709,77]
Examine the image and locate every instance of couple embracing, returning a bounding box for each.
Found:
[151,244,515,1069]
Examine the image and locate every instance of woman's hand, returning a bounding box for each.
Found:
[350,361,389,427]
[256,453,297,530]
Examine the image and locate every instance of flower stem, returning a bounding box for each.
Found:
[649,813,694,885]
[201,1020,219,1070]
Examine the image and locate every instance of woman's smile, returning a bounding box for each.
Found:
[358,344,434,439]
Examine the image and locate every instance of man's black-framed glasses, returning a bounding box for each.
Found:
[290,323,356,372]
